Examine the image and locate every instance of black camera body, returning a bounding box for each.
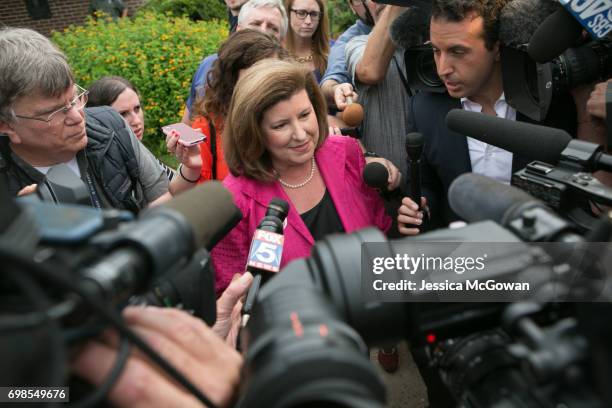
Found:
[502,39,612,121]
[238,216,612,407]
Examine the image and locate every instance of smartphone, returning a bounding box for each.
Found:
[162,122,206,146]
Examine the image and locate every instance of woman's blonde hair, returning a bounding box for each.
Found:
[224,59,328,182]
[284,0,330,76]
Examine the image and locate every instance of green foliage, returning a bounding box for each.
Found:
[52,12,227,160]
[141,0,227,21]
[326,0,354,37]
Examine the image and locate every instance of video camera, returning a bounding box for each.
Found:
[0,181,241,404]
[388,0,612,121]
[445,107,612,233]
[238,173,612,407]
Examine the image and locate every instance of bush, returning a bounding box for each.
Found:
[141,0,227,22]
[327,0,354,37]
[52,12,227,162]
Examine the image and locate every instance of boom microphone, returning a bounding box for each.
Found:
[445,109,569,164]
[158,181,243,251]
[449,173,543,225]
[445,109,612,172]
[499,0,560,48]
[82,182,242,303]
[528,8,584,63]
[448,173,581,242]
[389,0,431,49]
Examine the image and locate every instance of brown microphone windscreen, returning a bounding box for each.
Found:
[342,103,364,127]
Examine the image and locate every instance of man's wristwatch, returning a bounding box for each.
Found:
[364,151,379,158]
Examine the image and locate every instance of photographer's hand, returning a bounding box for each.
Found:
[72,307,242,408]
[586,79,612,119]
[334,83,359,111]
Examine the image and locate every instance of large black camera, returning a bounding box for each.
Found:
[238,175,612,408]
[502,39,612,121]
[393,0,612,121]
[0,181,241,399]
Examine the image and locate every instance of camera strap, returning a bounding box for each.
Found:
[392,55,412,98]
[209,118,217,180]
[606,81,612,151]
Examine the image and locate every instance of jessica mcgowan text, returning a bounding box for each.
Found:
[372,279,530,292]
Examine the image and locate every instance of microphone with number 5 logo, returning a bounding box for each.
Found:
[242,198,289,325]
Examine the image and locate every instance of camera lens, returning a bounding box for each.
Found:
[416,51,443,88]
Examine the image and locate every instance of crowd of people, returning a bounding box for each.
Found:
[1,0,611,406]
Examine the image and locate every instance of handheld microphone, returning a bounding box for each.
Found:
[405,133,424,209]
[242,198,289,322]
[363,162,404,238]
[363,162,391,194]
[445,109,612,172]
[342,97,364,127]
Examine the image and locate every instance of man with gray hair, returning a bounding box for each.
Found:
[0,27,202,210]
[181,0,288,123]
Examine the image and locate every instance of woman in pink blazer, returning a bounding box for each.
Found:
[212,59,400,295]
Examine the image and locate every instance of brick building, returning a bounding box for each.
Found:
[0,0,145,37]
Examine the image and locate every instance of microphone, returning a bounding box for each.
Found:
[445,109,567,164]
[158,181,243,251]
[242,198,289,323]
[81,181,242,305]
[449,173,542,225]
[389,0,432,50]
[527,8,584,63]
[499,0,560,48]
[448,173,581,242]
[342,97,364,127]
[363,162,404,238]
[405,132,424,209]
[445,109,612,172]
[363,162,391,193]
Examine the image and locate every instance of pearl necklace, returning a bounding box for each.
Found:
[278,157,316,189]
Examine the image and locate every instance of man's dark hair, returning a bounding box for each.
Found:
[431,0,509,50]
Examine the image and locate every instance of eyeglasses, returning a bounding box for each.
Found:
[14,84,89,128]
[290,9,321,20]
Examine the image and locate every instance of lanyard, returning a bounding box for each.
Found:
[85,171,102,209]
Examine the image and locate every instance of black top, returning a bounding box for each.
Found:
[300,189,345,241]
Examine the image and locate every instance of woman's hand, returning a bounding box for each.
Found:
[212,272,253,347]
[17,184,37,197]
[166,129,203,173]
[397,196,427,236]
[364,157,402,191]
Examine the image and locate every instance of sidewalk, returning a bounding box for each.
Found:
[370,341,428,408]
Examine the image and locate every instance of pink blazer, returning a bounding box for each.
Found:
[211,135,392,295]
